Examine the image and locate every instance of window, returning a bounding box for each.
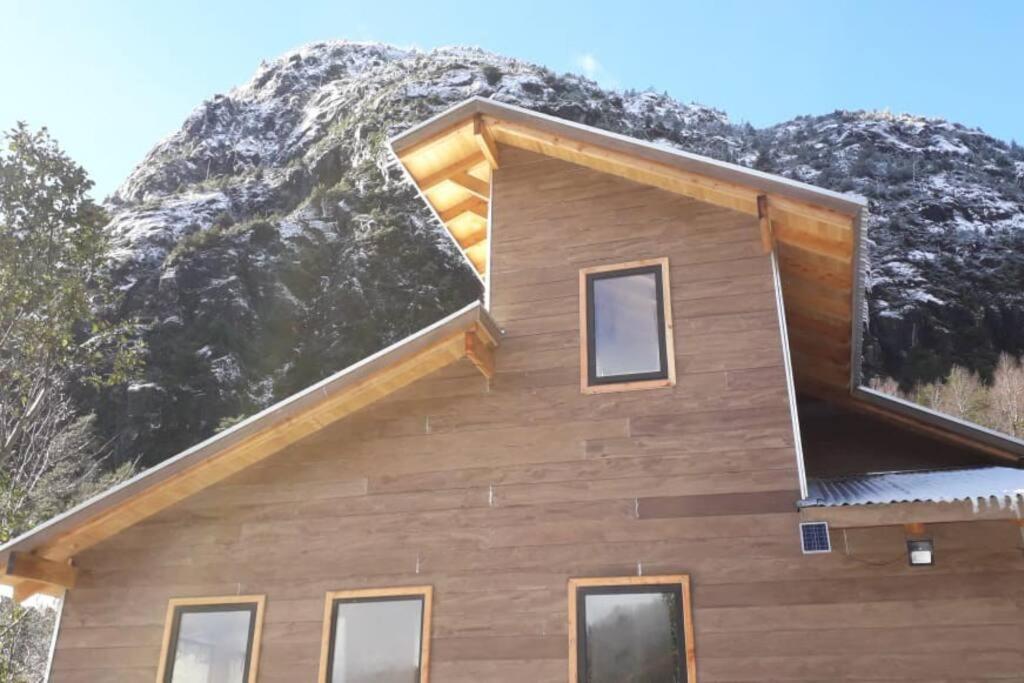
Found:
[318,586,433,683]
[569,576,696,683]
[580,258,676,393]
[156,596,265,683]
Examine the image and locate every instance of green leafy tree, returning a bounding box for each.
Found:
[0,123,139,681]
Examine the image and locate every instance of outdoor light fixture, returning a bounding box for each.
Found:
[907,539,934,566]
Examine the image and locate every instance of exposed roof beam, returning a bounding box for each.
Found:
[439,197,488,223]
[418,151,487,193]
[459,226,487,250]
[395,119,473,160]
[774,225,852,262]
[3,552,76,590]
[473,115,500,169]
[465,328,496,379]
[449,172,490,200]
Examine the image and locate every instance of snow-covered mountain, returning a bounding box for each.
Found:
[92,41,1024,467]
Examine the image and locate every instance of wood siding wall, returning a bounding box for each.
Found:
[51,148,1024,681]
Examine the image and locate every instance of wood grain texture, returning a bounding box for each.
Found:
[49,147,1023,682]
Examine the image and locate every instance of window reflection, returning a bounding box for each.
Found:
[169,608,253,683]
[330,597,424,683]
[583,591,684,683]
[591,271,664,380]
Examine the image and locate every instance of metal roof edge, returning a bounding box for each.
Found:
[390,96,868,216]
[0,300,494,558]
[851,385,1024,462]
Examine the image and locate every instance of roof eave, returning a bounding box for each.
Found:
[0,301,498,562]
[390,96,868,217]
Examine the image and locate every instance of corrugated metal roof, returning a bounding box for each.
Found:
[803,466,1024,510]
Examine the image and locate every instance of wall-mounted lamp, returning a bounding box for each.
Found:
[907,539,934,566]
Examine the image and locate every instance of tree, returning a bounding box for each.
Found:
[871,354,1024,439]
[0,123,139,681]
[990,353,1024,437]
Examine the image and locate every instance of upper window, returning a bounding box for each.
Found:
[569,576,696,683]
[318,586,433,683]
[580,258,676,393]
[157,595,265,683]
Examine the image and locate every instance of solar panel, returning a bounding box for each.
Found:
[799,522,831,554]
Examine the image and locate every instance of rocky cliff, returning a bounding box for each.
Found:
[92,41,1024,467]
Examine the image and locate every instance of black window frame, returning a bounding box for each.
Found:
[324,593,427,683]
[574,582,690,683]
[585,263,670,386]
[162,601,259,683]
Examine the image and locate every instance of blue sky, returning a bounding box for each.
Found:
[3,0,1022,199]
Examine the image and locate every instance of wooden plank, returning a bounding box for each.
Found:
[449,171,490,200]
[418,151,487,192]
[459,225,487,250]
[464,330,495,379]
[637,489,800,519]
[439,197,488,223]
[396,119,474,161]
[773,221,852,262]
[4,551,77,589]
[473,116,500,169]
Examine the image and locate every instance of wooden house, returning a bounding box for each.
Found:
[2,98,1023,682]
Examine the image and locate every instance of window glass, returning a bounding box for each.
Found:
[589,269,665,382]
[168,607,254,683]
[329,597,424,683]
[581,589,684,683]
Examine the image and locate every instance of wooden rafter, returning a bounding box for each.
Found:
[417,151,487,193]
[464,328,496,379]
[3,552,77,590]
[459,226,487,249]
[774,223,852,262]
[449,171,490,200]
[439,197,488,223]
[473,115,500,169]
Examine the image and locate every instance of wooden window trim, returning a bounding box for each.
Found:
[317,585,433,683]
[579,257,677,394]
[156,594,266,683]
[568,575,696,683]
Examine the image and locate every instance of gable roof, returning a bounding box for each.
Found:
[390,96,1024,466]
[390,96,867,399]
[0,302,498,601]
